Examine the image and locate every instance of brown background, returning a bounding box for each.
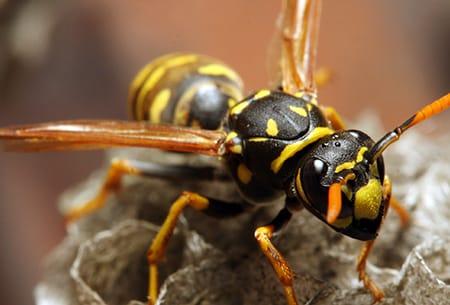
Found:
[0,1,449,304]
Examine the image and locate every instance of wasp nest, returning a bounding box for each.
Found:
[35,115,450,305]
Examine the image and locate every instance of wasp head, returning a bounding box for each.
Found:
[294,130,387,240]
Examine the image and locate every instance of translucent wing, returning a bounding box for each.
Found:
[0,120,226,156]
[277,0,322,94]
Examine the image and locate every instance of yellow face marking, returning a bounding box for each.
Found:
[230,101,250,115]
[197,64,240,82]
[334,146,368,173]
[289,105,307,117]
[248,137,269,142]
[150,89,171,123]
[335,161,355,173]
[237,163,252,184]
[253,89,271,100]
[354,179,383,220]
[294,91,305,98]
[136,54,197,120]
[271,127,334,173]
[332,216,352,229]
[356,147,368,163]
[266,119,279,136]
[228,98,237,108]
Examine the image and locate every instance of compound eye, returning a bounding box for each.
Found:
[300,158,329,213]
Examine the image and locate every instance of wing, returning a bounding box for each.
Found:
[278,0,322,94]
[0,120,226,156]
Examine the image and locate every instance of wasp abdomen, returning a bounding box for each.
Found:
[128,53,243,130]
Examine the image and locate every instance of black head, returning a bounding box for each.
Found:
[293,130,387,240]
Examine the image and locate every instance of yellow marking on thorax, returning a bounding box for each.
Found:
[354,179,383,220]
[271,127,334,173]
[306,103,313,111]
[334,146,368,173]
[197,64,240,82]
[226,131,238,142]
[294,91,305,98]
[266,119,279,136]
[228,98,237,108]
[136,55,197,120]
[248,137,269,142]
[150,89,171,123]
[225,131,243,154]
[237,163,252,184]
[253,89,271,100]
[289,105,307,117]
[230,101,250,115]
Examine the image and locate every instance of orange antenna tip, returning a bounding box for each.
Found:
[327,182,342,224]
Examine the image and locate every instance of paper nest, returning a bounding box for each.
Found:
[35,114,450,305]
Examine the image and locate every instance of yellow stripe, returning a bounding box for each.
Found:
[150,89,171,123]
[266,119,279,136]
[294,91,305,98]
[197,64,240,82]
[230,100,250,115]
[248,137,268,142]
[271,127,334,173]
[253,89,271,100]
[136,54,198,121]
[289,105,307,117]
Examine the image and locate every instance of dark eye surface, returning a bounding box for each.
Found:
[301,158,328,213]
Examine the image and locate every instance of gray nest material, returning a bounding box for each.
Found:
[35,115,450,305]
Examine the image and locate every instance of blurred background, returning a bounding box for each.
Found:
[0,1,448,304]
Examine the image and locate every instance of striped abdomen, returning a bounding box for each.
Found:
[128,53,243,130]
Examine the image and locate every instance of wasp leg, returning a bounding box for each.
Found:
[64,158,142,223]
[146,191,246,305]
[254,208,299,305]
[322,106,346,131]
[357,239,384,302]
[383,175,410,226]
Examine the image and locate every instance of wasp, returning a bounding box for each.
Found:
[0,1,449,305]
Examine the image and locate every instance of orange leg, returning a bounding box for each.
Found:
[255,208,298,305]
[383,175,410,227]
[356,240,384,302]
[322,106,346,131]
[64,158,141,223]
[146,192,245,305]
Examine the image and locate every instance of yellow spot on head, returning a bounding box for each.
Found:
[230,101,250,115]
[289,105,307,117]
[150,89,171,123]
[354,179,383,220]
[356,147,368,163]
[237,163,252,184]
[271,127,334,173]
[335,161,355,173]
[266,119,279,136]
[253,89,271,100]
[332,216,352,229]
[198,64,240,82]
